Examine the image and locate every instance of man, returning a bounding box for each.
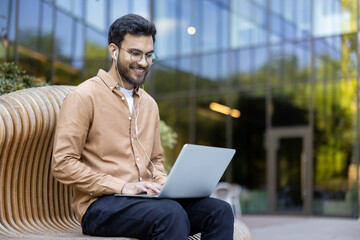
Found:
[52,14,234,239]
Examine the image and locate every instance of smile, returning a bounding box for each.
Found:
[135,68,144,73]
[131,66,146,75]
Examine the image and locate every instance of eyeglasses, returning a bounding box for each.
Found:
[120,47,158,64]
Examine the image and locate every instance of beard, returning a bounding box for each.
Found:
[116,60,149,87]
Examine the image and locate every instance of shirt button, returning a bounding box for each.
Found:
[139,177,143,181]
[131,138,134,141]
[121,97,125,100]
[128,116,131,120]
[136,157,140,161]
[90,192,94,196]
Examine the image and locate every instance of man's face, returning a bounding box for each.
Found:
[117,34,154,87]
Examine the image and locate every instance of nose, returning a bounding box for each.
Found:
[137,55,149,67]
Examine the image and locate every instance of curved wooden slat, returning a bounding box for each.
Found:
[19,90,61,232]
[33,87,79,231]
[1,99,29,233]
[6,93,45,233]
[30,89,69,232]
[0,107,19,237]
[0,86,79,236]
[39,86,80,231]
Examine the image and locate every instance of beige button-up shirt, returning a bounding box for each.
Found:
[52,69,167,222]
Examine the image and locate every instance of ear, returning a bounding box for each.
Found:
[109,43,118,61]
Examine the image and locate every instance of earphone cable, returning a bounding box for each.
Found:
[115,51,156,180]
[134,95,156,180]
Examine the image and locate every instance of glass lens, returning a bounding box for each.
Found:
[127,49,157,64]
[130,51,143,62]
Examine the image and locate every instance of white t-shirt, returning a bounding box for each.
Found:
[120,87,134,115]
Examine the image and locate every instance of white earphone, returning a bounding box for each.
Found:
[113,52,117,61]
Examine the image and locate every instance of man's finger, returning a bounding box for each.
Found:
[142,182,161,193]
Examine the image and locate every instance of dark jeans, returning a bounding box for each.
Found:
[81,195,234,240]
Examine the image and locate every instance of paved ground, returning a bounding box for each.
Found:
[241,215,360,240]
[1,215,359,239]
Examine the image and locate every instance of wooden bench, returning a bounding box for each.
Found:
[0,86,253,240]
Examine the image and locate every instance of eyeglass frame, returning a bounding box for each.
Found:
[119,46,158,64]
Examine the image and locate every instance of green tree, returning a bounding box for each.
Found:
[0,62,47,95]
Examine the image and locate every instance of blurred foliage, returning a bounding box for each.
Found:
[0,62,47,95]
[84,41,109,79]
[160,120,178,149]
[160,120,178,173]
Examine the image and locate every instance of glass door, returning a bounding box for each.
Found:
[267,127,313,215]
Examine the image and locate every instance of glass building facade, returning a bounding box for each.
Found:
[1,0,359,218]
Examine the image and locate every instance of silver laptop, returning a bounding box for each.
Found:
[114,144,235,199]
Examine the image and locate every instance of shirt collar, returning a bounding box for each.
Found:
[97,69,141,95]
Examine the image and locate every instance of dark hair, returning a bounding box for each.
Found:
[108,14,156,46]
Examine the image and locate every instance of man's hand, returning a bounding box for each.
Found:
[121,181,162,195]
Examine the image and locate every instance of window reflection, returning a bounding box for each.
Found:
[253,0,266,7]
[152,60,178,93]
[154,0,177,59]
[271,44,283,84]
[238,49,252,85]
[231,0,253,48]
[313,0,357,37]
[313,35,355,82]
[219,7,229,50]
[7,0,16,42]
[254,47,268,82]
[56,0,82,18]
[18,0,40,47]
[297,0,311,38]
[271,84,310,126]
[196,95,227,147]
[270,13,283,43]
[73,21,84,69]
[110,0,130,24]
[232,90,267,214]
[180,0,194,56]
[202,0,218,52]
[132,0,150,20]
[17,0,51,79]
[231,0,266,48]
[253,4,266,34]
[54,62,81,85]
[84,27,108,79]
[270,0,311,42]
[39,2,53,55]
[296,41,311,79]
[313,79,357,216]
[218,52,228,82]
[178,57,192,91]
[198,53,218,85]
[232,47,267,87]
[158,98,189,170]
[340,34,357,78]
[270,0,281,15]
[0,0,8,39]
[282,43,296,83]
[276,137,304,212]
[0,0,9,61]
[55,10,73,63]
[86,0,105,31]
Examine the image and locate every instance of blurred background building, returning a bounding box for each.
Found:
[0,0,359,218]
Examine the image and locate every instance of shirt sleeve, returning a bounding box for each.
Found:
[52,90,125,196]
